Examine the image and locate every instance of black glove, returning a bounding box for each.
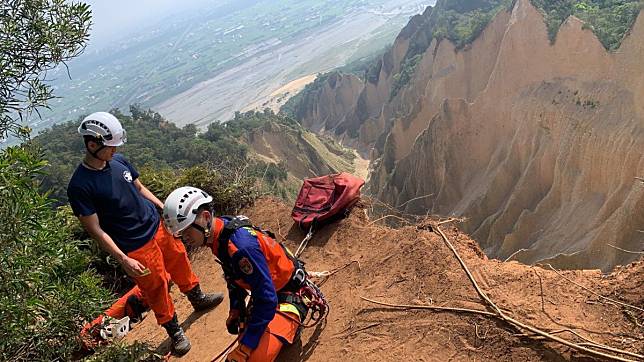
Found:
[226,309,241,334]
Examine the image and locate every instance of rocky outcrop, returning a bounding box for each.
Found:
[290,72,364,135]
[287,0,644,271]
[382,0,644,271]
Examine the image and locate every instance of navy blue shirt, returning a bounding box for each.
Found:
[67,153,159,253]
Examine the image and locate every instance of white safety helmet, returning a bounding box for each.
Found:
[99,316,130,341]
[163,187,213,237]
[78,112,127,146]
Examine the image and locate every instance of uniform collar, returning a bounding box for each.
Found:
[208,217,225,253]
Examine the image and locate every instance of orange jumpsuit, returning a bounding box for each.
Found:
[127,221,199,324]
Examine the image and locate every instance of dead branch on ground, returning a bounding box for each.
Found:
[430,226,642,361]
[396,194,434,209]
[360,296,497,317]
[437,217,466,226]
[275,218,287,241]
[367,214,413,226]
[363,224,642,361]
[504,248,529,262]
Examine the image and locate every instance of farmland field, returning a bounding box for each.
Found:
[32,0,427,131]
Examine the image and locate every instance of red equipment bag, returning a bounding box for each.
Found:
[292,172,365,230]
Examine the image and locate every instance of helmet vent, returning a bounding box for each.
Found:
[84,120,112,139]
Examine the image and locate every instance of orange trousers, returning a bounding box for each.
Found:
[103,286,147,318]
[246,311,300,362]
[80,286,148,350]
[127,221,199,325]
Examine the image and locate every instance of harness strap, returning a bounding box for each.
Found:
[217,216,251,278]
[217,216,308,294]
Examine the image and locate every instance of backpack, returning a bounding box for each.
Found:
[291,172,365,230]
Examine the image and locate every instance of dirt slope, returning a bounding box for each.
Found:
[126,198,643,361]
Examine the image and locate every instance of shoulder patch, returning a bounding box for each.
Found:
[242,226,257,236]
[238,257,253,275]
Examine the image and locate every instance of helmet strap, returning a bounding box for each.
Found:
[191,215,212,243]
[90,145,107,160]
[85,137,107,161]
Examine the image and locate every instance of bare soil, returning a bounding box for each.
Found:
[243,74,317,114]
[126,197,644,361]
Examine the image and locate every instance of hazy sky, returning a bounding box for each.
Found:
[83,0,217,48]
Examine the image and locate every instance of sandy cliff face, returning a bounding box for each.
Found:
[289,11,419,154]
[377,0,644,271]
[293,72,364,135]
[289,0,644,270]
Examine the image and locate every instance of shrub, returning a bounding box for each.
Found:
[140,163,260,215]
[85,341,163,362]
[531,0,641,50]
[0,145,111,361]
[390,54,423,99]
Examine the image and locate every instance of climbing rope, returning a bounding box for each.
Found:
[294,225,314,257]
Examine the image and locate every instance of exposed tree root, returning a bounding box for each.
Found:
[361,223,642,361]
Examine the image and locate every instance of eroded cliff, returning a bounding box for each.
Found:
[283,0,644,270]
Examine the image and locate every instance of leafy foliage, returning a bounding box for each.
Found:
[0,0,91,140]
[389,0,512,98]
[215,108,300,138]
[390,54,423,99]
[0,145,111,361]
[430,0,512,49]
[337,45,392,81]
[35,106,296,205]
[140,163,261,216]
[85,341,163,362]
[531,0,642,50]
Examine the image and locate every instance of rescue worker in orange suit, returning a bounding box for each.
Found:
[67,112,224,355]
[163,186,309,362]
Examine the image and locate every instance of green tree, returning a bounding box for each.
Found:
[1,0,91,140]
[0,146,110,360]
[0,1,112,360]
[532,0,641,50]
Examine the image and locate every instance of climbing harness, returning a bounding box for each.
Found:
[296,278,329,328]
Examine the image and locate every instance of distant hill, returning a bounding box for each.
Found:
[34,106,354,204]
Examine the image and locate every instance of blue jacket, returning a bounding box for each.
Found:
[211,217,295,349]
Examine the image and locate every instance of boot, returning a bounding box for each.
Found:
[162,313,191,356]
[185,284,224,312]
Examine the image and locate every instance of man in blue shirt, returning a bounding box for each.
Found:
[67,112,224,355]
